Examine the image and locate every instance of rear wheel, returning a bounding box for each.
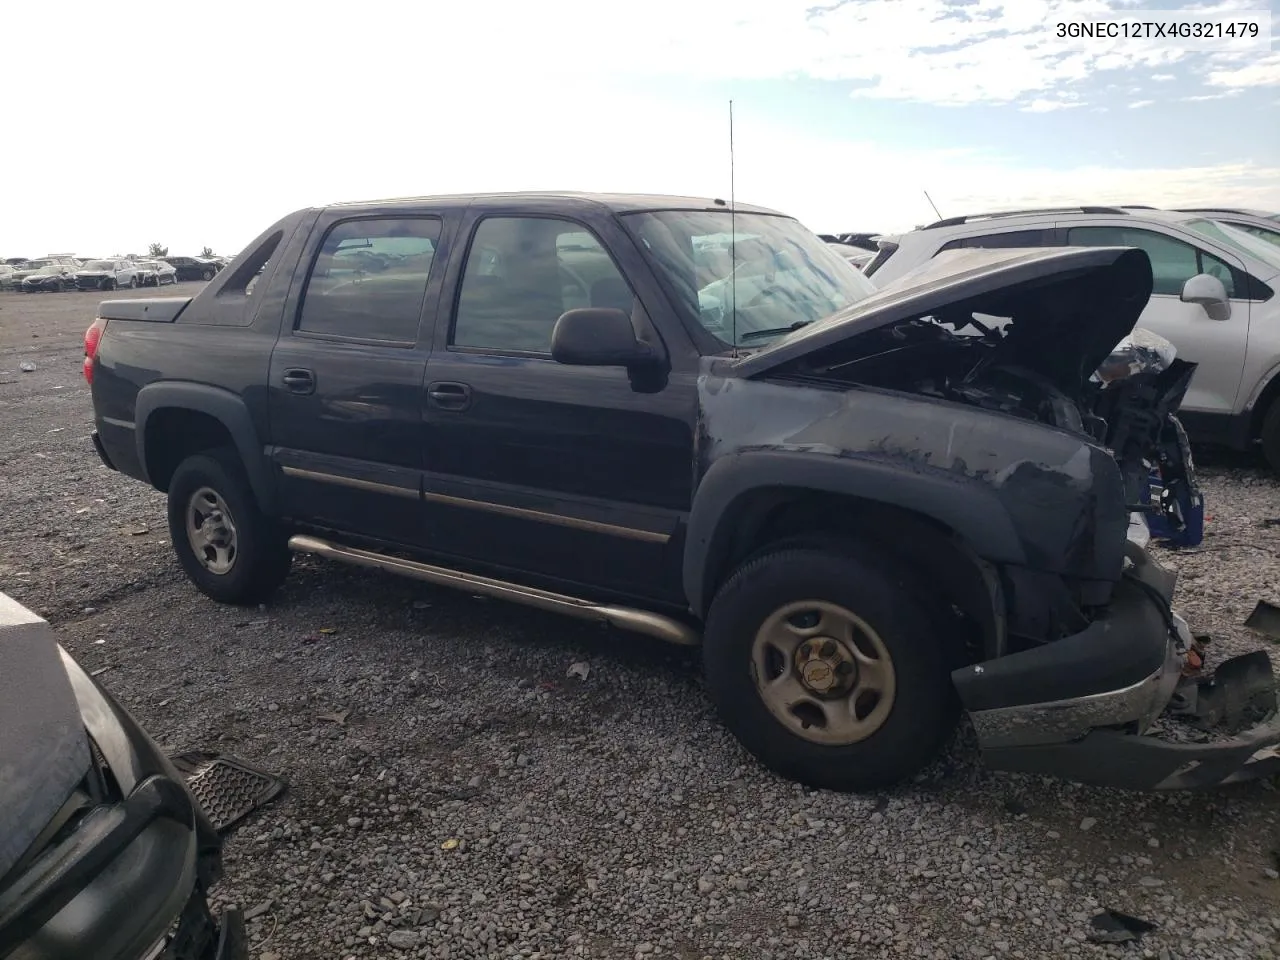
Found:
[201,268,215,281]
[167,447,291,605]
[1261,400,1280,474]
[702,545,957,791]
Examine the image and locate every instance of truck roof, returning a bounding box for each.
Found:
[327,190,785,217]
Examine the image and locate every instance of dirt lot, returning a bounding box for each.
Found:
[2,285,1280,960]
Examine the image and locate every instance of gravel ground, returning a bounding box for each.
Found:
[2,287,1280,960]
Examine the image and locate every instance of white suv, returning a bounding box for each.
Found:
[864,206,1280,470]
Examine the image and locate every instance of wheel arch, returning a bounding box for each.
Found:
[684,452,1021,659]
[1247,363,1280,438]
[135,382,275,512]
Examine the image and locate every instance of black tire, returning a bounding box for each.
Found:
[104,278,115,291]
[201,268,215,281]
[167,447,291,605]
[702,545,957,792]
[1261,400,1280,474]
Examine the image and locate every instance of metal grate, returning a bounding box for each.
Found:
[169,751,285,834]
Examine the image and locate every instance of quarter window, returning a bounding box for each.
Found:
[452,217,634,354]
[1065,226,1237,297]
[297,218,441,341]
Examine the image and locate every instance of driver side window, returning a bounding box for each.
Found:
[452,217,634,354]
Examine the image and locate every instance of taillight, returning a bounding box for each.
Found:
[83,317,107,385]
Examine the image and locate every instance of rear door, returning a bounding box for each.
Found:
[1058,222,1251,416]
[266,210,451,548]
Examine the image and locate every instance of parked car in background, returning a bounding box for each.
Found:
[134,259,179,287]
[864,205,1280,471]
[1175,208,1280,248]
[74,259,139,291]
[824,242,876,270]
[0,264,18,290]
[8,259,69,288]
[162,256,222,281]
[0,590,246,959]
[19,263,77,292]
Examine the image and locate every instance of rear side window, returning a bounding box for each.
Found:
[937,229,1051,252]
[296,218,441,342]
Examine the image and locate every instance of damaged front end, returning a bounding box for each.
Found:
[726,246,1273,790]
[956,544,1280,789]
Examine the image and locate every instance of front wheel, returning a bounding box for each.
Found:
[201,268,215,281]
[167,447,292,605]
[702,546,957,791]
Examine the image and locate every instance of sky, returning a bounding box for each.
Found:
[2,0,1277,258]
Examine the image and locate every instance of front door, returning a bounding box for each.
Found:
[1061,223,1252,416]
[421,212,697,605]
[267,213,447,548]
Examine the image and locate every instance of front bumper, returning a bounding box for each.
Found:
[0,624,244,960]
[0,776,246,960]
[955,544,1280,790]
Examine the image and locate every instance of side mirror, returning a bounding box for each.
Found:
[1180,273,1231,321]
[551,308,655,367]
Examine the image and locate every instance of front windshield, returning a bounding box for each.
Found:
[33,265,62,275]
[85,260,114,270]
[622,210,876,346]
[1187,219,1280,271]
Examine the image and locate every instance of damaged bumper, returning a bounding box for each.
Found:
[954,545,1280,790]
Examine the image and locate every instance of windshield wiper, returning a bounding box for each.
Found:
[739,320,814,341]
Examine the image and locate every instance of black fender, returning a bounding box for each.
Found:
[134,381,276,512]
[682,449,1026,617]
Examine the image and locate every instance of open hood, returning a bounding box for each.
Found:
[0,595,91,884]
[731,246,1153,396]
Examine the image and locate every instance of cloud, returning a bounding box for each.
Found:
[1151,73,1176,81]
[1205,52,1280,89]
[6,0,1272,115]
[1182,90,1242,101]
[1021,98,1084,112]
[1128,99,1155,108]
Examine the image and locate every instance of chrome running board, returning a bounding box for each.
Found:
[288,534,699,646]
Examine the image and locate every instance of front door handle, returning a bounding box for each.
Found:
[282,368,315,394]
[427,381,471,411]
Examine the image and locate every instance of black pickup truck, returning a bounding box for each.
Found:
[83,192,1280,793]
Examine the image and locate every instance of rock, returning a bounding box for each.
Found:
[387,930,420,949]
[243,899,273,921]
[19,362,35,372]
[1079,817,1097,832]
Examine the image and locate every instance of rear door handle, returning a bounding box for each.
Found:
[282,368,315,394]
[427,381,471,411]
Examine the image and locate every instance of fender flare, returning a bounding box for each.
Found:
[134,381,275,512]
[1244,361,1280,421]
[682,450,1026,616]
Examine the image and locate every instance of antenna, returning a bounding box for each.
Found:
[729,99,737,355]
[923,189,943,220]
